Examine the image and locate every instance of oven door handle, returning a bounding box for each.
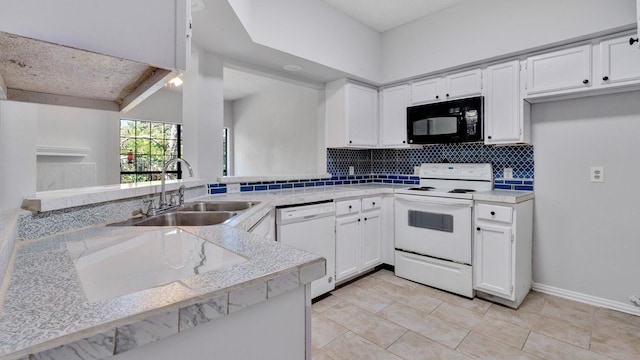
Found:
[395,194,473,207]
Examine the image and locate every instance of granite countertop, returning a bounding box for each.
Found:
[0,184,403,360]
[473,189,535,204]
[0,184,533,359]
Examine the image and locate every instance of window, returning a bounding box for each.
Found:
[120,119,183,184]
[222,127,229,176]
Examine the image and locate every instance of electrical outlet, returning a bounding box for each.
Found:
[503,168,513,180]
[590,166,604,183]
[348,166,355,175]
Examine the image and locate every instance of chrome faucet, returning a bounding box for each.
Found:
[160,157,194,209]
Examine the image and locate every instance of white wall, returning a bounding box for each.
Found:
[34,87,183,191]
[382,0,636,82]
[182,47,224,181]
[0,101,36,211]
[531,91,640,312]
[232,82,321,176]
[36,104,120,190]
[230,0,381,82]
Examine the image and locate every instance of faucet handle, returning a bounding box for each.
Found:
[169,193,180,206]
[143,199,157,216]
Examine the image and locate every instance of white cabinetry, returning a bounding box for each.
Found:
[484,60,530,145]
[0,0,190,72]
[326,80,378,148]
[599,33,640,87]
[637,1,640,49]
[525,34,640,101]
[335,197,383,282]
[474,200,533,308]
[525,44,592,96]
[379,84,410,147]
[411,69,483,104]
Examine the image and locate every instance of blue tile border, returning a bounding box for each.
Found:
[211,176,533,193]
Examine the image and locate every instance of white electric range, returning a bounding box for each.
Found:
[394,163,493,297]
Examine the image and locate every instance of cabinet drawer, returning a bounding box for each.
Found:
[361,196,382,211]
[476,204,513,223]
[336,199,361,216]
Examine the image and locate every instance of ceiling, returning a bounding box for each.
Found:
[192,0,467,100]
[320,0,464,32]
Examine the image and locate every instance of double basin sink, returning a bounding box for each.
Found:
[125,201,260,226]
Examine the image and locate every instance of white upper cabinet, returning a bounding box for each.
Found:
[637,0,640,49]
[380,84,410,147]
[485,60,530,145]
[599,33,640,87]
[446,69,484,100]
[411,78,441,104]
[411,68,482,104]
[0,0,190,72]
[525,44,592,96]
[524,33,640,100]
[326,80,378,148]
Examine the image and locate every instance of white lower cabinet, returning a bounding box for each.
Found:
[335,212,361,280]
[473,200,533,308]
[335,196,383,282]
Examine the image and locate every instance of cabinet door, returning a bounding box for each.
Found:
[445,69,483,100]
[411,78,441,104]
[380,85,410,146]
[526,44,591,95]
[335,215,361,281]
[346,83,378,146]
[474,223,514,299]
[599,34,640,86]
[361,210,382,269]
[485,61,522,144]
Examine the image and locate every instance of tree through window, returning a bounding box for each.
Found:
[120,119,183,184]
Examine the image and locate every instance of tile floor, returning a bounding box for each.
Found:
[311,270,640,359]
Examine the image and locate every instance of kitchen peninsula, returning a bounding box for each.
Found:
[0,181,532,359]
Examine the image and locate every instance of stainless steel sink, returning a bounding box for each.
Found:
[178,201,260,212]
[132,211,237,226]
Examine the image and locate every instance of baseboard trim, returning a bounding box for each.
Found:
[532,282,640,316]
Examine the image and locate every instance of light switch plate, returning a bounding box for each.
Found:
[348,166,355,175]
[590,166,604,182]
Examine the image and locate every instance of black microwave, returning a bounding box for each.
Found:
[407,96,483,144]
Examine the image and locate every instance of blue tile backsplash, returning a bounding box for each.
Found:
[327,144,534,180]
[209,143,534,193]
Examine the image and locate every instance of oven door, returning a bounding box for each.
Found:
[394,194,472,264]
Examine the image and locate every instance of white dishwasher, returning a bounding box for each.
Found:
[276,201,336,299]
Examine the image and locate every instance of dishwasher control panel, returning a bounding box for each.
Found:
[276,202,336,225]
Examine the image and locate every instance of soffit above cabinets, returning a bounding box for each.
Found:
[0,31,173,112]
